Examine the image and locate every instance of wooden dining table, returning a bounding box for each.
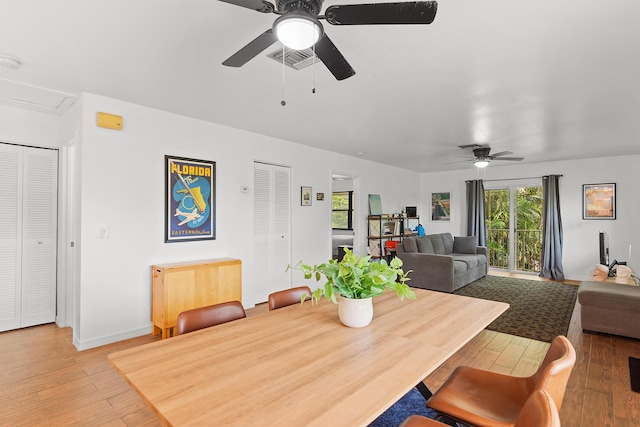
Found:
[109,288,508,427]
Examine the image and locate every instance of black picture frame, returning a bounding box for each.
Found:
[165,155,216,242]
[583,183,616,220]
[301,186,312,206]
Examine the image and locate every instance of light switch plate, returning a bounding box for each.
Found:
[99,225,110,239]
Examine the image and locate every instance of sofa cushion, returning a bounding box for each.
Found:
[454,236,477,254]
[453,260,468,274]
[441,233,454,254]
[429,235,446,255]
[416,237,434,254]
[578,281,640,312]
[453,254,484,269]
[402,237,418,253]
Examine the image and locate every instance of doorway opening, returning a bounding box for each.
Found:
[331,173,358,260]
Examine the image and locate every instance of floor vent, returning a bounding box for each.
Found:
[267,48,319,70]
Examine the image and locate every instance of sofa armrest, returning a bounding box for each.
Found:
[396,252,455,292]
[476,246,487,257]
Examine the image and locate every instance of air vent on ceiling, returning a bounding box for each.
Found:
[267,48,319,70]
[0,78,77,114]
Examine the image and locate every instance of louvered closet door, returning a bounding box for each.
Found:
[21,147,58,327]
[0,145,23,331]
[0,144,57,332]
[253,162,291,301]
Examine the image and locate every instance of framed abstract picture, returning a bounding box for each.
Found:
[431,192,451,221]
[165,155,216,242]
[583,183,616,219]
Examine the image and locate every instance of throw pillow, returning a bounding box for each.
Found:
[453,236,477,254]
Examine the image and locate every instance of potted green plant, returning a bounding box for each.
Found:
[289,248,415,327]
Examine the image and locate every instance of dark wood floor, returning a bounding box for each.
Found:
[1,274,639,426]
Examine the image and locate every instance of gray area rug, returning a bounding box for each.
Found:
[453,275,578,343]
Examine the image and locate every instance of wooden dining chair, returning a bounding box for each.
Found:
[175,300,246,336]
[402,390,561,427]
[268,286,311,311]
[426,335,575,427]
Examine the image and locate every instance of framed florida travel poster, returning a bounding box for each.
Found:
[165,155,216,242]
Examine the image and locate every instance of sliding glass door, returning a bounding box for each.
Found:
[485,185,543,273]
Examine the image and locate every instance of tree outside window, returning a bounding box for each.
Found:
[332,191,353,230]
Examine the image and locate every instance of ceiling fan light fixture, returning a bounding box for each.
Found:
[274,15,323,51]
[474,159,490,168]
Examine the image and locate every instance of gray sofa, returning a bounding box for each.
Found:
[395,233,487,293]
[578,280,640,339]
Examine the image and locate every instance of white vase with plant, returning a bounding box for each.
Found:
[289,248,415,327]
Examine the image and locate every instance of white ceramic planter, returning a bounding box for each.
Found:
[338,296,373,328]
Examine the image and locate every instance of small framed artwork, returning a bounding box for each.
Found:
[301,186,312,206]
[368,194,383,215]
[165,155,216,242]
[431,192,451,221]
[583,183,616,219]
[316,192,325,201]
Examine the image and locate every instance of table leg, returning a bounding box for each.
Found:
[415,381,432,400]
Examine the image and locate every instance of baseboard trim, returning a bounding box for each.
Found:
[73,324,153,351]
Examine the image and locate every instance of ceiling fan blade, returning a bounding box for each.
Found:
[222,29,277,67]
[492,157,524,161]
[489,151,513,158]
[218,0,274,13]
[324,1,437,25]
[314,35,356,80]
[443,159,474,165]
[458,144,484,149]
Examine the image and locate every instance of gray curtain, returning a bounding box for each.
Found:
[466,180,486,246]
[540,175,564,280]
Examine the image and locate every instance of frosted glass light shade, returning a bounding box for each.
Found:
[474,159,490,168]
[274,16,322,50]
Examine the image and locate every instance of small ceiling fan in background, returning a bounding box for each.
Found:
[220,0,438,80]
[446,144,525,168]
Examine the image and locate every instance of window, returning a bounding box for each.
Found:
[332,191,353,230]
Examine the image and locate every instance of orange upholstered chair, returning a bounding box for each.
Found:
[402,390,560,427]
[426,335,575,427]
[268,286,311,311]
[175,301,246,336]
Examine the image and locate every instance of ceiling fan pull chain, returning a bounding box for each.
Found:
[281,45,286,106]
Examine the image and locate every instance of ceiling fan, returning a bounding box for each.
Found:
[447,144,525,168]
[220,0,438,80]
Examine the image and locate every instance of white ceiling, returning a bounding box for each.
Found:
[1,0,639,172]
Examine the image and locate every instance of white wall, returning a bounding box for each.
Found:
[7,96,638,350]
[70,93,421,349]
[420,156,640,281]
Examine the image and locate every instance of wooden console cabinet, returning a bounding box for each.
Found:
[151,258,242,339]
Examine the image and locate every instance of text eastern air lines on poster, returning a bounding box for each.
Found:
[167,157,216,241]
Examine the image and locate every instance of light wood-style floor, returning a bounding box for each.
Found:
[1,273,639,426]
